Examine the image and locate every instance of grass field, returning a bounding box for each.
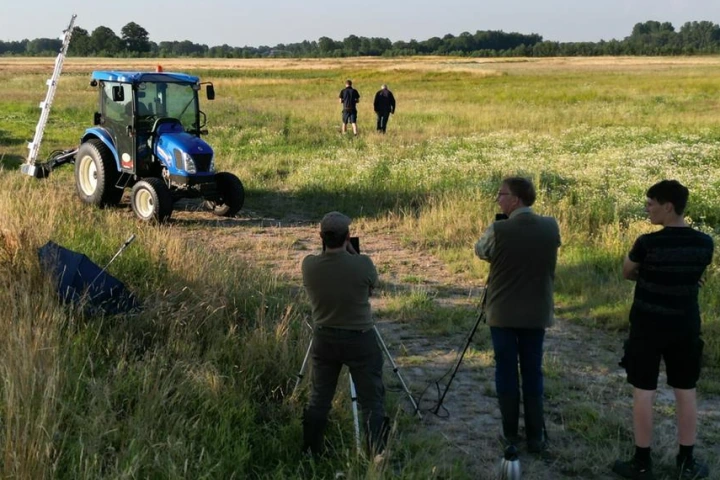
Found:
[0,56,719,479]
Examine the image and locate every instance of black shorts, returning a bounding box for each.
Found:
[620,335,704,390]
[342,110,357,124]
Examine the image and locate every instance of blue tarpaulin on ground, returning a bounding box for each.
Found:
[38,241,139,315]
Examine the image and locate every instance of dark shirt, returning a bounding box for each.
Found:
[339,87,360,112]
[373,89,396,113]
[302,250,377,330]
[628,227,714,336]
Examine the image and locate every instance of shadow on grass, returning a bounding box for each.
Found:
[244,186,430,223]
[554,260,630,331]
[0,154,25,169]
[376,286,481,338]
[0,128,25,146]
[142,185,431,228]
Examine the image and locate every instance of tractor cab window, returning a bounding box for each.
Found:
[135,81,198,133]
[102,82,132,123]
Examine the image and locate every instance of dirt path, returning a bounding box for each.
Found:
[173,206,719,480]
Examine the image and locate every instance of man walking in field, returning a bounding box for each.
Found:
[613,180,714,480]
[339,80,360,136]
[474,177,561,454]
[301,212,388,459]
[373,84,395,133]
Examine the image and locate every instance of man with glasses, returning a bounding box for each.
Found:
[474,177,561,454]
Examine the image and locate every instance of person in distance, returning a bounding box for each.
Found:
[339,80,360,136]
[373,84,396,133]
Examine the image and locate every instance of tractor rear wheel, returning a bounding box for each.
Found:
[130,178,174,223]
[75,139,123,206]
[205,172,245,217]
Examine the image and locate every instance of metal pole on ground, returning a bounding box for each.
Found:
[373,325,422,419]
[88,234,136,288]
[292,337,313,397]
[349,372,361,455]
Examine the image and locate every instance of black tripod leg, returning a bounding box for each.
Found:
[432,309,485,414]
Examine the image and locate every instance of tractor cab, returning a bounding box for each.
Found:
[89,71,215,180]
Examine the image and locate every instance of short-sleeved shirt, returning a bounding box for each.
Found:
[628,227,714,337]
[339,87,360,112]
[302,250,377,330]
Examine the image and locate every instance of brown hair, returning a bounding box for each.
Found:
[503,177,536,206]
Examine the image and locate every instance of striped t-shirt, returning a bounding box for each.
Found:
[629,227,714,336]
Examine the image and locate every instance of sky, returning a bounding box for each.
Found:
[2,0,719,47]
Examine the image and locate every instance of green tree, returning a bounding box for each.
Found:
[318,36,338,55]
[68,27,93,56]
[679,21,720,50]
[25,38,62,55]
[627,20,677,52]
[343,35,360,55]
[90,26,122,56]
[121,21,151,54]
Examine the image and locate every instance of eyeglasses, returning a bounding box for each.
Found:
[496,192,512,197]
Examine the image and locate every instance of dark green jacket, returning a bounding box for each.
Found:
[485,209,560,329]
[302,250,377,330]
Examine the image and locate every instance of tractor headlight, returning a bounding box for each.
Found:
[209,155,215,172]
[181,152,197,174]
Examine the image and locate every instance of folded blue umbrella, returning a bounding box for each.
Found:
[38,241,139,315]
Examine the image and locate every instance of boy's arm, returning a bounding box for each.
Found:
[622,256,640,281]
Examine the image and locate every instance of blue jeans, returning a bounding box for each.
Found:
[490,327,545,397]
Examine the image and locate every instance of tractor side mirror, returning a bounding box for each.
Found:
[206,84,215,100]
[112,86,125,102]
[93,112,102,125]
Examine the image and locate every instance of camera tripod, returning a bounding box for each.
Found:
[293,323,422,452]
[431,286,488,415]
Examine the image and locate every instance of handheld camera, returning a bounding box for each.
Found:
[322,236,360,253]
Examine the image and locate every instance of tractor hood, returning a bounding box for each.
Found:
[154,127,214,177]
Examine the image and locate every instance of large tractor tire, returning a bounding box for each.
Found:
[75,139,123,207]
[206,172,245,217]
[130,178,174,223]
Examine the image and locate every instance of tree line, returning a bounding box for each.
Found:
[2,20,720,58]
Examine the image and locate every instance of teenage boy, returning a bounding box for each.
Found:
[613,180,714,480]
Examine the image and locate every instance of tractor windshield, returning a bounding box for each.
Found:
[135,81,199,132]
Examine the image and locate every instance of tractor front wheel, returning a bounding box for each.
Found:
[75,139,123,206]
[131,178,174,223]
[205,172,245,217]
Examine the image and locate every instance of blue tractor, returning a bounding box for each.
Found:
[31,70,244,222]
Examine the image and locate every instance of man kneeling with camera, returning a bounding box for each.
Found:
[301,212,388,458]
